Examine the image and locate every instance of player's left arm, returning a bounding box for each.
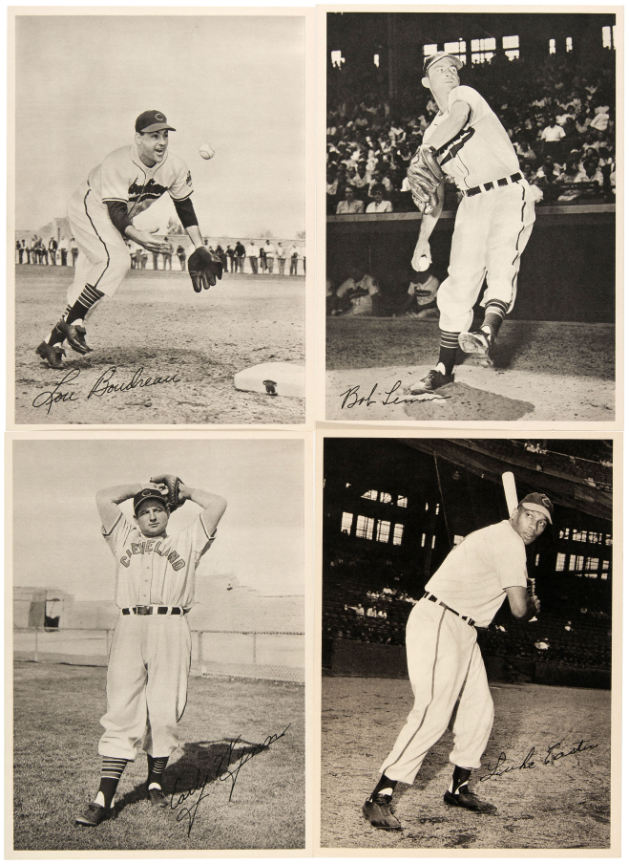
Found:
[179,483,228,536]
[505,585,541,620]
[172,197,204,249]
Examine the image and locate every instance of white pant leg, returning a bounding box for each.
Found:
[98,616,149,760]
[437,196,490,334]
[379,601,478,785]
[142,616,192,757]
[66,186,131,304]
[481,183,536,313]
[449,642,494,769]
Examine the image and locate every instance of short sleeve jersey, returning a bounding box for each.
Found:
[87,145,193,219]
[423,85,521,190]
[424,520,528,627]
[102,511,216,608]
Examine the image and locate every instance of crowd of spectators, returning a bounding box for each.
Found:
[16,234,306,276]
[327,50,615,214]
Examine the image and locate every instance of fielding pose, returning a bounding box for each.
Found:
[362,492,552,830]
[36,110,221,370]
[406,53,536,393]
[75,475,227,827]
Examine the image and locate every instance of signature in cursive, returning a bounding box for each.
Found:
[169,724,290,837]
[31,366,181,414]
[480,738,598,782]
[339,380,405,409]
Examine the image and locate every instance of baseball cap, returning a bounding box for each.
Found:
[519,492,553,524]
[133,487,169,515]
[135,110,176,134]
[423,52,463,76]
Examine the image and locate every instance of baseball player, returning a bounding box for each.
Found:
[75,475,227,827]
[36,110,222,370]
[362,492,552,831]
[406,53,536,393]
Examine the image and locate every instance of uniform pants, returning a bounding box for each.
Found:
[437,182,536,334]
[99,614,192,760]
[379,599,494,785]
[66,186,131,307]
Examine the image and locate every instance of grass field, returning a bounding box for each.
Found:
[321,676,612,851]
[14,266,305,425]
[12,661,305,851]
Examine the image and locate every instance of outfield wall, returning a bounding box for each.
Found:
[14,627,304,683]
[328,204,615,323]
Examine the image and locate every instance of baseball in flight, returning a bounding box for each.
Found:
[199,143,215,160]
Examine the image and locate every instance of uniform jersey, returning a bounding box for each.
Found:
[103,511,216,608]
[424,520,528,627]
[86,144,193,220]
[424,85,520,190]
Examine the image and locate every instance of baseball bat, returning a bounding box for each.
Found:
[501,471,519,516]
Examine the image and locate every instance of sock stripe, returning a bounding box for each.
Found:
[439,330,460,349]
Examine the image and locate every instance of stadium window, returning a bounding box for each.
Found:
[340,511,353,534]
[355,515,375,540]
[549,38,556,55]
[573,529,587,542]
[502,34,520,61]
[361,489,378,501]
[379,491,393,505]
[444,39,467,64]
[585,557,599,572]
[556,552,566,571]
[420,532,426,548]
[566,36,573,53]
[574,555,584,571]
[470,37,496,64]
[392,523,404,546]
[397,495,408,508]
[435,502,440,514]
[373,53,380,68]
[602,25,615,49]
[423,44,439,60]
[431,535,436,550]
[424,501,430,511]
[330,49,345,68]
[602,559,610,571]
[534,554,540,566]
[376,519,391,543]
[605,533,612,546]
[588,531,602,544]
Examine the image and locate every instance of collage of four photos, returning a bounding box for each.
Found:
[6,5,621,858]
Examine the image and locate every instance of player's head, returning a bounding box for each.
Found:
[510,492,553,545]
[133,487,170,537]
[421,52,462,92]
[134,110,176,167]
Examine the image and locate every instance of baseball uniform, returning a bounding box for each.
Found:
[99,508,215,760]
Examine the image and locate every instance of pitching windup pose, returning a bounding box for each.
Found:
[406,53,536,393]
[36,110,222,370]
[75,474,227,827]
[363,492,552,831]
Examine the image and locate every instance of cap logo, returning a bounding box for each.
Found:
[540,494,552,509]
[154,111,165,121]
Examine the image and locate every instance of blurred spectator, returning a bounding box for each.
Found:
[336,186,365,215]
[366,184,393,213]
[162,237,173,270]
[289,243,300,275]
[277,242,286,275]
[48,237,58,265]
[176,244,186,270]
[226,244,235,273]
[259,245,267,273]
[264,239,276,274]
[70,237,79,267]
[247,240,258,273]
[58,236,68,266]
[235,240,246,272]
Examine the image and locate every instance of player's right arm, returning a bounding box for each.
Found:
[411,181,445,268]
[96,483,142,531]
[179,484,227,536]
[505,586,541,620]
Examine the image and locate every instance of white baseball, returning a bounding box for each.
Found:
[416,255,431,272]
[199,143,215,160]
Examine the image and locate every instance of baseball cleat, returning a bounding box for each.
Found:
[147,785,169,808]
[56,319,93,354]
[36,341,66,370]
[362,795,402,830]
[408,368,454,394]
[458,330,494,366]
[444,787,497,814]
[75,801,112,827]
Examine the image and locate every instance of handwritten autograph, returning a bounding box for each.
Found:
[31,366,181,414]
[339,381,406,409]
[480,738,598,782]
[169,725,290,837]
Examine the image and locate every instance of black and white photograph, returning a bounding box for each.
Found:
[320,436,617,850]
[11,10,307,426]
[10,436,305,852]
[325,11,618,423]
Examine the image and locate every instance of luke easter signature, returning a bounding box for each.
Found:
[31,366,182,414]
[479,738,598,781]
[169,724,290,837]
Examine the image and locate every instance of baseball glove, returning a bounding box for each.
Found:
[406,146,444,214]
[150,474,186,511]
[188,247,223,293]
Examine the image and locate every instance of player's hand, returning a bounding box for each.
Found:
[137,233,171,254]
[531,595,541,614]
[411,238,432,270]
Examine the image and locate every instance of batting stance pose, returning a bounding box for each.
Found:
[407,53,536,393]
[36,110,221,370]
[362,492,552,831]
[75,475,227,827]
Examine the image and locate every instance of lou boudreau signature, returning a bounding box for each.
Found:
[169,725,290,836]
[479,737,598,782]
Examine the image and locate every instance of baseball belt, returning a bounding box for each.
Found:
[121,605,188,616]
[422,592,477,628]
[464,172,523,197]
